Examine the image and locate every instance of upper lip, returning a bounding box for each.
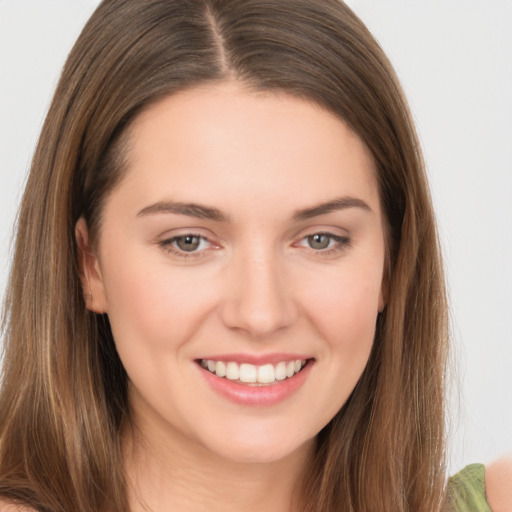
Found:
[196,353,313,365]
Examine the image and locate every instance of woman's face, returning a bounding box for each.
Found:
[80,82,386,464]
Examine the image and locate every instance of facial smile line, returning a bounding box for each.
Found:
[199,359,309,385]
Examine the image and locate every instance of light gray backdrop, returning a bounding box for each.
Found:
[1,0,511,474]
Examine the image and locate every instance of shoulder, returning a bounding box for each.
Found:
[485,456,512,512]
[447,463,490,511]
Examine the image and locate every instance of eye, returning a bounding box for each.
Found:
[297,232,350,253]
[175,235,204,252]
[306,233,333,250]
[159,234,214,257]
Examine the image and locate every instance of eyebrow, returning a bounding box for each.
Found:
[137,201,228,222]
[136,196,372,223]
[292,196,372,221]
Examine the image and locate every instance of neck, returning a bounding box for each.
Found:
[123,413,315,512]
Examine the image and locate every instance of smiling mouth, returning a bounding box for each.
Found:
[198,359,311,386]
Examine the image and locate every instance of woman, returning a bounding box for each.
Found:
[0,1,509,511]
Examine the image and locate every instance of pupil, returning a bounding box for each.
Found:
[308,234,330,250]
[177,236,200,251]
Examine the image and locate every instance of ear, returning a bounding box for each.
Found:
[75,217,107,313]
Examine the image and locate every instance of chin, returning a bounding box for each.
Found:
[198,428,315,465]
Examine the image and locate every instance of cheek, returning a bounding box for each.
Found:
[99,248,217,356]
[304,268,381,415]
[304,264,382,347]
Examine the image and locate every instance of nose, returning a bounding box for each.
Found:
[219,248,297,338]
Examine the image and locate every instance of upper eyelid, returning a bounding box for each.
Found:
[162,234,212,247]
[157,228,350,249]
[295,233,350,246]
[292,226,350,242]
[157,228,219,244]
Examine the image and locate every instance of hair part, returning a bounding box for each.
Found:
[0,1,448,511]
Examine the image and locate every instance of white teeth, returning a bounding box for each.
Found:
[226,362,239,380]
[257,364,275,384]
[215,361,226,377]
[239,363,257,383]
[200,358,308,384]
[275,362,287,381]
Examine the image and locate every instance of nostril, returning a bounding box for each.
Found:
[219,295,297,337]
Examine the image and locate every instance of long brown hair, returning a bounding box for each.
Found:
[0,1,448,510]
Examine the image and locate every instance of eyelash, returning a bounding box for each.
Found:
[295,233,351,255]
[159,234,213,259]
[158,232,351,259]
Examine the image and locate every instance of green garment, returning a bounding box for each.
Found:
[447,463,492,512]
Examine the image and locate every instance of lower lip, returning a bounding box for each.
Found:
[197,361,313,406]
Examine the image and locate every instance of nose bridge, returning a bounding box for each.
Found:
[221,242,296,337]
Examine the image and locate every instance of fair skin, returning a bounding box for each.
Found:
[485,456,512,512]
[2,460,510,512]
[0,84,509,512]
[77,81,386,511]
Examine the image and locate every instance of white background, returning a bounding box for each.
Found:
[1,0,511,474]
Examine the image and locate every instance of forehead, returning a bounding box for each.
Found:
[113,81,380,219]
